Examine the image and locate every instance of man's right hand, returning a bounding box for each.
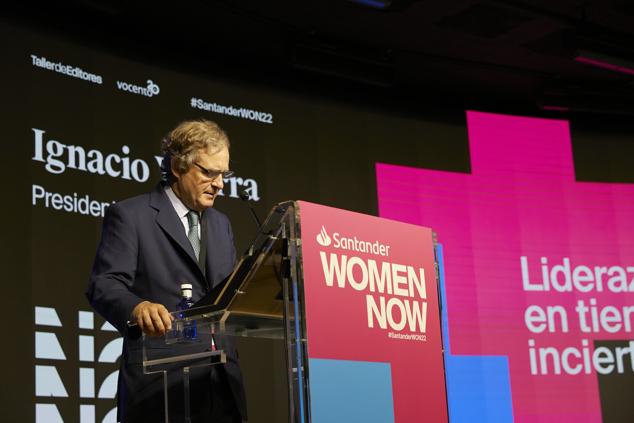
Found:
[131,301,173,337]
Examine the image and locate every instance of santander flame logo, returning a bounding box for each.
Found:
[316,226,332,247]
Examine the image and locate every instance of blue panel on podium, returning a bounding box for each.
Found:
[308,358,395,423]
[437,244,514,423]
[445,355,514,422]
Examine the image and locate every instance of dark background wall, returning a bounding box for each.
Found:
[1,2,633,421]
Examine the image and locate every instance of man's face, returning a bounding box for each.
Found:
[171,146,230,212]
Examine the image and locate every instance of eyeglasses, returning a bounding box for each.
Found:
[193,163,234,180]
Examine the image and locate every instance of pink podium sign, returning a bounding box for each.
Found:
[298,201,448,423]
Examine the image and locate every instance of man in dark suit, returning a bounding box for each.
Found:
[87,119,246,422]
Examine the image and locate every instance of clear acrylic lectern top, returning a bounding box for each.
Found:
[142,201,310,423]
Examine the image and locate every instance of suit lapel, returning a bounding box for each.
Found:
[203,210,222,287]
[150,184,203,277]
[199,216,208,282]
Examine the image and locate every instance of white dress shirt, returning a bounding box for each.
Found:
[164,185,201,238]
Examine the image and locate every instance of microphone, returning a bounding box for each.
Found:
[240,190,262,230]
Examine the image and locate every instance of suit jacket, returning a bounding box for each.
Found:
[87,183,246,422]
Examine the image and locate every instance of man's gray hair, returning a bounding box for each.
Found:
[161,119,230,182]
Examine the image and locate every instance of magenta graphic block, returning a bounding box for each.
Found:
[376,111,634,422]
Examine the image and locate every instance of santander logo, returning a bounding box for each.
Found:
[315,225,392,257]
[316,226,332,247]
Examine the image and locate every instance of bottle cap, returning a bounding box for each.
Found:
[180,283,193,290]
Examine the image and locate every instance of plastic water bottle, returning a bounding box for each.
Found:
[177,283,197,340]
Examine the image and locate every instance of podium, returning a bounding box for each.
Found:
[143,201,448,423]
